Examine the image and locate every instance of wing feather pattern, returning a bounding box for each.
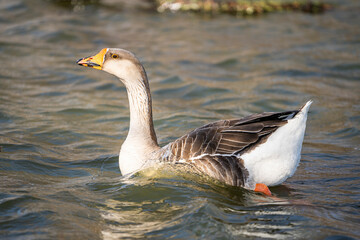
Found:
[161,109,299,187]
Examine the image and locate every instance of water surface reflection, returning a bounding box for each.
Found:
[0,0,359,239]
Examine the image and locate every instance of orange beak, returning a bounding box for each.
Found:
[76,48,107,70]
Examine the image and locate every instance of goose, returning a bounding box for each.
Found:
[77,48,312,196]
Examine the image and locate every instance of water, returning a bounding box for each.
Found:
[1,0,359,239]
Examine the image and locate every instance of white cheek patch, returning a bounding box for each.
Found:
[103,59,143,84]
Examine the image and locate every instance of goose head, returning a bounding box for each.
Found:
[77,48,147,86]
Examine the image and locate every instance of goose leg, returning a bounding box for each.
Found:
[254,183,272,196]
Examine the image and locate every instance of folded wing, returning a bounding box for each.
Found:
[167,110,298,159]
[161,110,299,186]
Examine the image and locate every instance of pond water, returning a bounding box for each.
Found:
[0,0,359,239]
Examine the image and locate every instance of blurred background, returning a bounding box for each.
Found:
[0,0,359,239]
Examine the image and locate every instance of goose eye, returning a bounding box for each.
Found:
[112,54,119,59]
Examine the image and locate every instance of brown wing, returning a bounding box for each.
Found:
[160,110,299,187]
[164,110,299,162]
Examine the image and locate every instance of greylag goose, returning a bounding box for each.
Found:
[77,48,312,196]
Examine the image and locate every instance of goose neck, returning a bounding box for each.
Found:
[125,77,158,147]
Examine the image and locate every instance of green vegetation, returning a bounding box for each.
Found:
[156,0,331,15]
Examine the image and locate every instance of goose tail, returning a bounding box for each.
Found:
[297,100,313,116]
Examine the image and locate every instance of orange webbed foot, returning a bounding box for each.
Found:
[254,183,272,196]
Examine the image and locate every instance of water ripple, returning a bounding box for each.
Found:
[0,0,359,239]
